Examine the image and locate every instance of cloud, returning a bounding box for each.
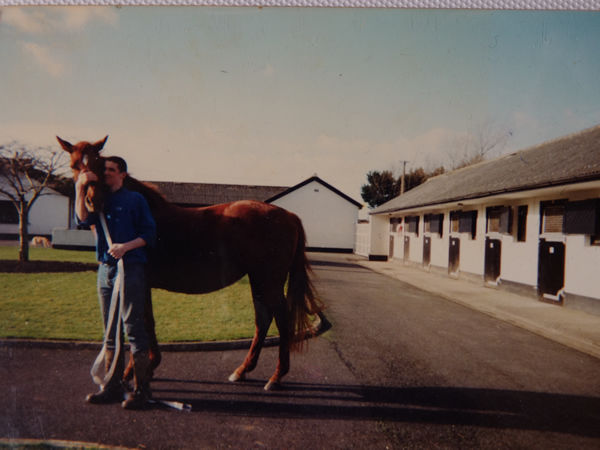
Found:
[20,41,65,77]
[2,7,117,34]
[2,8,47,34]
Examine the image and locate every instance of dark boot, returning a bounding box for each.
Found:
[122,351,152,410]
[86,349,125,404]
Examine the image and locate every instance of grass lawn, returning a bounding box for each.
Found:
[0,247,275,342]
[0,246,98,264]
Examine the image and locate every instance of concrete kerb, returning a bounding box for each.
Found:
[0,312,331,352]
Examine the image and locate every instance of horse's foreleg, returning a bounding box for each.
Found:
[229,300,273,383]
[265,301,290,391]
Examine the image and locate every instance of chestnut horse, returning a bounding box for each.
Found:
[57,136,323,390]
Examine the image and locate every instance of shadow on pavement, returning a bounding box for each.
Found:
[150,379,600,438]
[310,260,364,269]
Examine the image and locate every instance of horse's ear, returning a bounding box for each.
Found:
[92,135,109,153]
[56,136,73,153]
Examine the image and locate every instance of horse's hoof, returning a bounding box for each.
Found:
[264,380,280,391]
[229,371,245,382]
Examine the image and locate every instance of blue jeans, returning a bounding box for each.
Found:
[97,262,149,355]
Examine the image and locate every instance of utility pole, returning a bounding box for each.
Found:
[400,160,408,195]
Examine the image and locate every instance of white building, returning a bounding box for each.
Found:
[0,182,70,240]
[369,124,600,316]
[267,176,363,253]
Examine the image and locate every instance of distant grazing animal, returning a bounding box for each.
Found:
[31,236,52,248]
[57,135,323,390]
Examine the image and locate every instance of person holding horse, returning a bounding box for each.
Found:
[76,155,156,410]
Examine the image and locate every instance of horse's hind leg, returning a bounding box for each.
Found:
[264,300,290,391]
[144,288,162,375]
[229,298,273,383]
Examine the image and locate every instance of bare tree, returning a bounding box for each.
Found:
[447,119,512,170]
[0,142,67,261]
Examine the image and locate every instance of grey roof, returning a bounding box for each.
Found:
[144,181,289,206]
[372,124,600,215]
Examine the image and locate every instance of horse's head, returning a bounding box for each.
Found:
[57,135,108,212]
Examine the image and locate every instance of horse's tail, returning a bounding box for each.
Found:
[287,217,324,352]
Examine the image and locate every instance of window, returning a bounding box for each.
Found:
[427,213,444,237]
[517,205,528,242]
[541,203,565,234]
[0,201,18,224]
[487,207,501,233]
[459,210,477,239]
[406,216,419,235]
[389,217,402,232]
[450,211,460,233]
[499,207,512,234]
[487,206,512,234]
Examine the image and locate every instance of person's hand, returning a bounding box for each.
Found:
[108,243,128,260]
[76,171,98,189]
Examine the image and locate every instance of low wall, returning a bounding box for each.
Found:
[52,228,95,250]
[354,222,371,257]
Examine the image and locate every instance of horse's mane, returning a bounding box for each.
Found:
[124,176,170,210]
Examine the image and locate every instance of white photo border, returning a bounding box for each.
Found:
[1,0,599,10]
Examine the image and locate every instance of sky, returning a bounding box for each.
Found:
[1,7,600,205]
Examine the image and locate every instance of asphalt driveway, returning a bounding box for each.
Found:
[2,253,600,449]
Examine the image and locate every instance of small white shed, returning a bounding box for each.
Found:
[267,176,363,253]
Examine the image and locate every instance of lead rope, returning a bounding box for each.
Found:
[91,212,191,412]
[90,213,124,387]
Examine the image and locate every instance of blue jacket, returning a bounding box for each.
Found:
[78,187,156,265]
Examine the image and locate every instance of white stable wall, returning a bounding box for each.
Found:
[270,180,359,250]
[494,200,539,288]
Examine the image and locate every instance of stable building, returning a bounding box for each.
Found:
[369,124,600,315]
